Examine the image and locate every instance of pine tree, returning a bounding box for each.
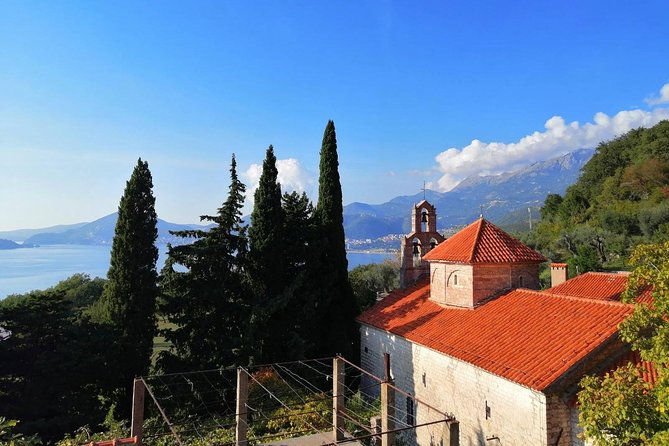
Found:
[247,146,288,363]
[310,120,358,359]
[102,158,158,406]
[159,155,250,372]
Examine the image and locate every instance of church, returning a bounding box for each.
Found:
[358,200,651,445]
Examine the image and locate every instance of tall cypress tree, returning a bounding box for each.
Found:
[248,145,288,363]
[159,155,250,372]
[310,120,358,359]
[102,158,158,404]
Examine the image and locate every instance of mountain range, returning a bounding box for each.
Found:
[343,148,594,238]
[2,148,593,245]
[12,214,211,246]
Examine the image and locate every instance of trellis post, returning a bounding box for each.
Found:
[236,368,249,446]
[381,353,395,446]
[333,356,346,442]
[131,378,145,445]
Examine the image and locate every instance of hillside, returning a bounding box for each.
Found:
[343,148,593,239]
[531,120,669,270]
[23,213,211,246]
[0,239,36,250]
[0,222,88,242]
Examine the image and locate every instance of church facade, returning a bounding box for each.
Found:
[358,201,645,445]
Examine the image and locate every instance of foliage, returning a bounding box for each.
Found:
[158,155,251,372]
[0,291,120,442]
[578,240,669,444]
[55,407,127,446]
[578,364,665,445]
[349,260,400,312]
[532,120,669,267]
[247,146,289,364]
[0,418,39,446]
[307,120,359,360]
[101,158,159,410]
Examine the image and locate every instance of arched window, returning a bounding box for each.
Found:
[412,239,422,267]
[421,210,429,232]
[429,237,438,250]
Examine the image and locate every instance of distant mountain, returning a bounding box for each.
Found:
[23,213,211,246]
[0,222,88,242]
[343,148,594,238]
[0,239,37,250]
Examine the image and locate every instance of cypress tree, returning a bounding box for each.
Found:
[248,146,288,363]
[102,158,158,405]
[159,155,250,372]
[310,120,358,359]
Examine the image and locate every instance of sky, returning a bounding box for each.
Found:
[1,1,669,231]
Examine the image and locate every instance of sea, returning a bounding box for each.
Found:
[0,244,396,299]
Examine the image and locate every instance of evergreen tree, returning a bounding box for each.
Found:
[101,158,158,405]
[309,120,358,359]
[159,155,250,372]
[247,146,289,363]
[282,191,313,279]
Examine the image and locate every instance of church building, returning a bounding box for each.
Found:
[358,201,649,445]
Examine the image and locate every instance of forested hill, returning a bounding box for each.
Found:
[532,120,669,271]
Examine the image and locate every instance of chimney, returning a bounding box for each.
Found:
[550,263,568,287]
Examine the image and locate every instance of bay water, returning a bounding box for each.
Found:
[0,245,396,299]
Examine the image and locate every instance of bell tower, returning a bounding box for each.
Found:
[399,200,445,288]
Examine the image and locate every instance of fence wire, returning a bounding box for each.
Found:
[137,357,455,446]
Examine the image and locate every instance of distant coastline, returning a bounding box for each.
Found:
[0,239,37,250]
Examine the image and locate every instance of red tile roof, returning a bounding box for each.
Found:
[423,218,546,264]
[358,280,633,391]
[611,350,659,386]
[545,272,654,304]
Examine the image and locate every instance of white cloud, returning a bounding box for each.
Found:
[434,106,669,191]
[244,158,315,201]
[645,82,669,106]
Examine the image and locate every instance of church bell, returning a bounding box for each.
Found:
[412,242,420,255]
[421,212,428,223]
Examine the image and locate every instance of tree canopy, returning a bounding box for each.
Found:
[101,158,159,409]
[529,120,669,273]
[158,155,251,372]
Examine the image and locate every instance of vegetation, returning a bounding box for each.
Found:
[349,260,400,312]
[0,122,387,443]
[578,240,669,444]
[247,146,289,364]
[527,120,669,273]
[0,277,119,443]
[158,155,251,372]
[307,120,359,360]
[100,158,159,409]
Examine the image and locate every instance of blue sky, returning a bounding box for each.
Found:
[1,1,669,230]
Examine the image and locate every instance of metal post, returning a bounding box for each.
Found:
[130,378,145,445]
[333,357,345,442]
[381,353,395,446]
[236,368,249,446]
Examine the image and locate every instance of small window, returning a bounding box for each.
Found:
[485,401,491,419]
[519,276,523,287]
[406,397,415,426]
[454,274,458,286]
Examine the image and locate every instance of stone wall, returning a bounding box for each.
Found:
[429,262,541,308]
[360,324,550,445]
[429,263,474,307]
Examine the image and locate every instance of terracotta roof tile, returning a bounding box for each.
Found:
[358,281,633,391]
[423,218,546,264]
[545,272,653,304]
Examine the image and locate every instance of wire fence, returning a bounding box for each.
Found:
[136,357,455,446]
